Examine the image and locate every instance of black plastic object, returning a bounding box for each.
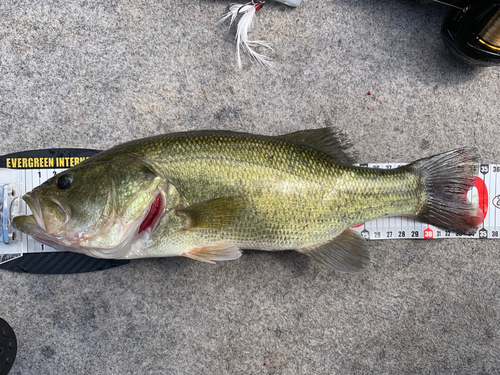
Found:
[441,0,500,66]
[0,318,16,375]
[0,252,128,274]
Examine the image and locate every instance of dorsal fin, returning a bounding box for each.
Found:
[279,128,356,165]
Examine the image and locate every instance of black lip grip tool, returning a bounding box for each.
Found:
[0,318,16,375]
[440,0,500,66]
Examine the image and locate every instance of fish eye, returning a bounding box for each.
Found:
[56,174,73,190]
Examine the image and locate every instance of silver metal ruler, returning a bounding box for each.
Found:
[0,160,497,265]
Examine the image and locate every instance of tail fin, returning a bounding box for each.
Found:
[409,148,481,235]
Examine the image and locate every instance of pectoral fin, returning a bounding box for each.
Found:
[182,243,242,263]
[302,229,370,273]
[176,197,246,230]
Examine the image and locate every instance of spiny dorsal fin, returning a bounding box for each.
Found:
[176,197,246,230]
[182,243,242,263]
[302,228,370,273]
[279,128,356,165]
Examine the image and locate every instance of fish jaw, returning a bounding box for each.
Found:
[12,215,68,251]
[22,192,71,235]
[21,192,46,231]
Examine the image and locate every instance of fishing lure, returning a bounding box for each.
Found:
[220,0,301,68]
[220,1,273,69]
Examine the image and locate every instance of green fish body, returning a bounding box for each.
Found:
[13,129,480,273]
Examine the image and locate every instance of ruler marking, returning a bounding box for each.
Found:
[493,166,497,236]
[494,165,499,238]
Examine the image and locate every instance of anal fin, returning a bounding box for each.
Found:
[302,228,370,273]
[182,243,242,264]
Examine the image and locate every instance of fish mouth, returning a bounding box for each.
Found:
[20,192,70,235]
[21,192,46,231]
[12,214,66,249]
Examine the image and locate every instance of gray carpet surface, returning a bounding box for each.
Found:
[1,0,499,373]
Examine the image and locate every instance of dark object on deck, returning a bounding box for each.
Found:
[441,0,500,66]
[0,317,16,375]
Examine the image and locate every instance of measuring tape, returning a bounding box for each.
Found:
[0,151,497,266]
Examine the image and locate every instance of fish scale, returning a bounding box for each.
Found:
[102,132,426,253]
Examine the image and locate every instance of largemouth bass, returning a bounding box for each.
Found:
[12,129,481,273]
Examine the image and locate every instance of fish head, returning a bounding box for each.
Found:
[13,153,167,258]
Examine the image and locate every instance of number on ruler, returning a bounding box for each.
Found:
[398,231,405,238]
[411,231,418,237]
[387,231,392,238]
